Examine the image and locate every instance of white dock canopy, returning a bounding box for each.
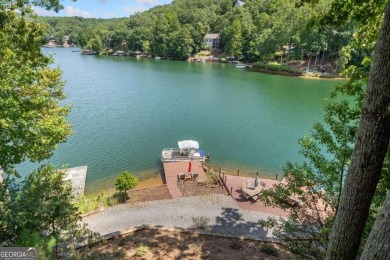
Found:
[178,140,199,150]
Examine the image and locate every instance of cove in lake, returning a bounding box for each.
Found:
[18,48,340,194]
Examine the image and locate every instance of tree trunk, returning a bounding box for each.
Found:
[314,54,318,68]
[320,50,326,65]
[360,194,390,260]
[307,54,311,71]
[286,41,291,65]
[325,1,390,259]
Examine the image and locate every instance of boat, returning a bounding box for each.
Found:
[161,140,210,163]
[235,63,251,68]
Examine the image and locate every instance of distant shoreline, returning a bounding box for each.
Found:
[44,46,344,81]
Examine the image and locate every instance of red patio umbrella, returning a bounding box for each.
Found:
[188,161,192,173]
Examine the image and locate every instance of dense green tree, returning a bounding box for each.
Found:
[0,2,93,258]
[0,164,89,257]
[37,0,362,65]
[0,1,72,175]
[190,22,210,53]
[336,46,351,73]
[150,14,170,57]
[166,26,194,60]
[54,29,65,44]
[223,19,243,59]
[85,34,103,52]
[142,39,151,54]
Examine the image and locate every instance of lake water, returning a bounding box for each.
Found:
[19,48,339,193]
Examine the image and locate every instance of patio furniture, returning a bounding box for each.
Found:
[245,179,255,189]
[177,173,185,182]
[241,181,262,201]
[191,173,199,181]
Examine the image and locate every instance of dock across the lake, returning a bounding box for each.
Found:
[163,161,206,199]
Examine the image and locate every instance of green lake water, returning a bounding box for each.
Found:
[18,48,340,193]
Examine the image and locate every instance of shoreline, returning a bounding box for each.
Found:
[85,175,164,197]
[70,48,345,81]
[84,163,279,198]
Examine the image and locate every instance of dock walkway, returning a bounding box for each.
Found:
[163,161,206,199]
[64,166,87,199]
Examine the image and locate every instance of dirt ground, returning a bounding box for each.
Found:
[124,181,226,203]
[127,186,171,203]
[178,181,226,197]
[77,228,292,260]
[288,60,338,74]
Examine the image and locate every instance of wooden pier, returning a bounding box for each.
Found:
[64,166,87,199]
[163,161,206,199]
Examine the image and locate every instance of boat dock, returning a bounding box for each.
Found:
[64,166,87,199]
[163,161,206,199]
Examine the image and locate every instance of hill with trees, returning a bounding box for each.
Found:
[38,0,363,73]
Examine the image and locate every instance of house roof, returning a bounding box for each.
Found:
[204,33,220,39]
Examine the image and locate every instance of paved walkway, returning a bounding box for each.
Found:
[83,194,280,239]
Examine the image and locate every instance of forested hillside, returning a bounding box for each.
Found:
[39,0,363,69]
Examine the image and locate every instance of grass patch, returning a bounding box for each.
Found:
[77,191,121,214]
[319,73,341,78]
[197,50,212,56]
[135,243,149,257]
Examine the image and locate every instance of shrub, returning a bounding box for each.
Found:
[113,250,125,258]
[115,171,138,200]
[260,244,279,256]
[191,216,211,231]
[253,62,303,75]
[229,238,243,250]
[118,236,133,246]
[206,170,220,185]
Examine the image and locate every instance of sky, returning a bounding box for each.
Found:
[33,0,173,19]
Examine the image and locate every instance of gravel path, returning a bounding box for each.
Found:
[83,194,280,239]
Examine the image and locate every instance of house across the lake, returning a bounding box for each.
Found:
[204,33,221,49]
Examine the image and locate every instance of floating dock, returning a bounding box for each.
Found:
[163,161,206,199]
